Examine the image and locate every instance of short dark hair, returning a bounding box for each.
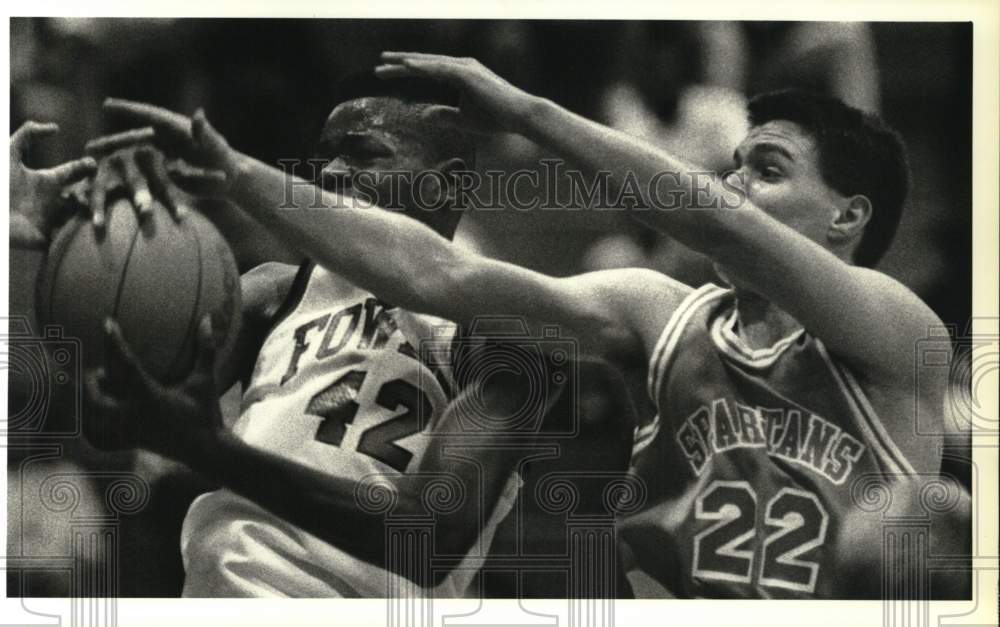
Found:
[332,71,475,168]
[747,89,910,267]
[334,70,462,107]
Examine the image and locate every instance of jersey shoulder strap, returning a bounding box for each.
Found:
[646,283,730,402]
[263,259,316,336]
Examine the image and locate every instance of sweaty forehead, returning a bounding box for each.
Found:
[738,120,817,160]
[321,97,419,140]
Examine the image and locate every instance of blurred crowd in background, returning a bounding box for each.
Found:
[7,18,973,597]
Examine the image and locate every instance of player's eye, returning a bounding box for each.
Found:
[347,136,393,159]
[362,145,393,160]
[758,165,783,181]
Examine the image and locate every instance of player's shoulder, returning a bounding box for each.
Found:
[241,261,308,322]
[845,265,951,369]
[834,266,950,465]
[581,267,696,360]
[848,265,935,312]
[584,267,692,306]
[242,260,300,280]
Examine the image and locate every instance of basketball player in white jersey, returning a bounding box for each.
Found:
[101,51,953,598]
[80,75,564,598]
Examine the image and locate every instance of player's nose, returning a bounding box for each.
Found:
[722,167,746,191]
[319,161,353,192]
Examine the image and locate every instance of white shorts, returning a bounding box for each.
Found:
[180,473,521,598]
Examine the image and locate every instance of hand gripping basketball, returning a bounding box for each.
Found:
[84,315,226,458]
[102,99,238,197]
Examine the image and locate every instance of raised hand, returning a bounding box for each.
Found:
[84,128,227,228]
[85,127,173,227]
[9,121,97,249]
[84,315,225,459]
[102,99,237,196]
[375,52,537,136]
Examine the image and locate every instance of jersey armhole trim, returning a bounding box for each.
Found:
[815,339,918,476]
[263,259,316,337]
[632,415,661,455]
[646,283,728,403]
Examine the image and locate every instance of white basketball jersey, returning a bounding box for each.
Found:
[181,262,520,597]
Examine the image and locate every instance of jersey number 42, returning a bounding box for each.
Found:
[306,369,434,472]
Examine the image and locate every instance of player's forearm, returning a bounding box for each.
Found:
[197,196,300,267]
[519,100,826,316]
[224,154,462,318]
[191,431,386,556]
[517,96,742,257]
[186,429,464,583]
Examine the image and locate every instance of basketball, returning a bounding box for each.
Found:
[36,198,242,385]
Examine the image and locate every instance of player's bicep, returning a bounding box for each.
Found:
[449,257,644,361]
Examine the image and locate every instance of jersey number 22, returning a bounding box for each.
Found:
[693,480,829,593]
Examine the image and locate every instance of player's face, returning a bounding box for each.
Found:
[315,97,439,210]
[717,120,848,293]
[725,120,845,244]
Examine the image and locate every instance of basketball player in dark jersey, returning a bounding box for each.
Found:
[101,51,950,598]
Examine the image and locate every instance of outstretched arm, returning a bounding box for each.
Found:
[99,100,664,363]
[85,316,563,587]
[373,53,947,397]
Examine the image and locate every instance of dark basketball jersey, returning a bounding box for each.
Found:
[619,283,920,598]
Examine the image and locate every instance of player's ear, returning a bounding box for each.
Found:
[432,157,468,206]
[828,194,872,245]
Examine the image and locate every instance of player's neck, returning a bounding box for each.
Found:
[732,293,803,350]
[405,204,459,240]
